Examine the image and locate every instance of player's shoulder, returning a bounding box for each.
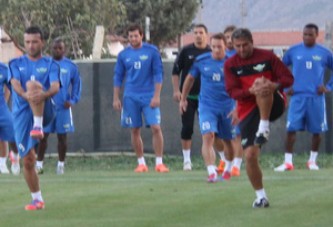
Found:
[314,43,332,53]
[61,57,78,68]
[194,52,211,63]
[9,55,27,65]
[179,43,195,52]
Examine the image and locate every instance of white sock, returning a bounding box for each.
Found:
[255,188,267,200]
[232,157,243,169]
[137,157,146,165]
[207,165,217,175]
[224,160,232,172]
[36,161,43,168]
[258,120,269,133]
[182,149,191,163]
[155,157,163,166]
[31,191,44,202]
[33,116,43,128]
[285,153,293,164]
[0,157,6,165]
[58,161,64,167]
[309,151,318,163]
[218,151,225,161]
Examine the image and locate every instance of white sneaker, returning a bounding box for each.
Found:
[183,161,192,171]
[274,163,294,172]
[307,161,319,170]
[254,130,270,145]
[0,163,10,174]
[9,151,20,175]
[56,165,65,175]
[36,166,44,174]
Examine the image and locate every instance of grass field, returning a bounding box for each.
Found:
[0,154,332,227]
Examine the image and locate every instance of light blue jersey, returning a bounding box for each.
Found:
[189,53,234,138]
[114,42,163,97]
[44,57,81,134]
[0,63,15,142]
[190,53,234,108]
[283,43,333,97]
[8,55,60,157]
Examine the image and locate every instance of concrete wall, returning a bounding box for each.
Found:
[45,60,333,155]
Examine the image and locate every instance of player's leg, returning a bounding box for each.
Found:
[180,99,197,170]
[23,148,45,210]
[9,141,20,175]
[36,133,50,174]
[306,96,327,170]
[0,141,10,174]
[214,137,225,174]
[239,107,269,208]
[231,133,243,176]
[202,132,217,182]
[275,96,305,172]
[26,80,45,139]
[56,133,67,175]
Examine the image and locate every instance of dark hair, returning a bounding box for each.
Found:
[24,26,44,40]
[53,37,64,44]
[223,25,237,34]
[210,33,226,45]
[127,24,143,36]
[194,23,208,33]
[304,23,319,34]
[231,28,253,42]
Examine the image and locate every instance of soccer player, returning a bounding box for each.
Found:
[8,26,60,210]
[0,63,20,175]
[274,23,333,171]
[224,28,294,208]
[179,33,235,182]
[216,25,244,177]
[172,24,211,171]
[113,24,169,173]
[36,38,82,175]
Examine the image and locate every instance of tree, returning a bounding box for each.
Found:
[118,0,200,48]
[0,0,126,58]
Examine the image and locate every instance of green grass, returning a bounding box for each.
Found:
[0,154,332,227]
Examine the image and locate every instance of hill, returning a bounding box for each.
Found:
[195,0,333,32]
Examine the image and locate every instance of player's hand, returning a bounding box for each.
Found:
[173,90,181,102]
[27,90,46,104]
[227,109,239,126]
[179,99,188,114]
[64,101,71,109]
[113,98,122,111]
[317,85,329,95]
[150,96,160,108]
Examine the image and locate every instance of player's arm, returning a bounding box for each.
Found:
[65,65,82,108]
[179,73,194,114]
[4,85,10,103]
[113,55,125,111]
[271,53,294,91]
[10,78,29,101]
[150,49,163,108]
[171,50,184,102]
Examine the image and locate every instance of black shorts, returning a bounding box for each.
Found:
[239,91,285,149]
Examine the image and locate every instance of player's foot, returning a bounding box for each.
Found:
[274,163,294,172]
[36,166,44,174]
[0,163,10,174]
[30,127,44,139]
[25,199,45,211]
[252,197,270,208]
[307,161,319,170]
[222,171,231,180]
[56,165,65,175]
[207,173,218,183]
[183,161,192,171]
[9,151,20,175]
[155,164,169,173]
[254,130,269,145]
[134,164,148,173]
[231,166,240,177]
[216,160,225,175]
